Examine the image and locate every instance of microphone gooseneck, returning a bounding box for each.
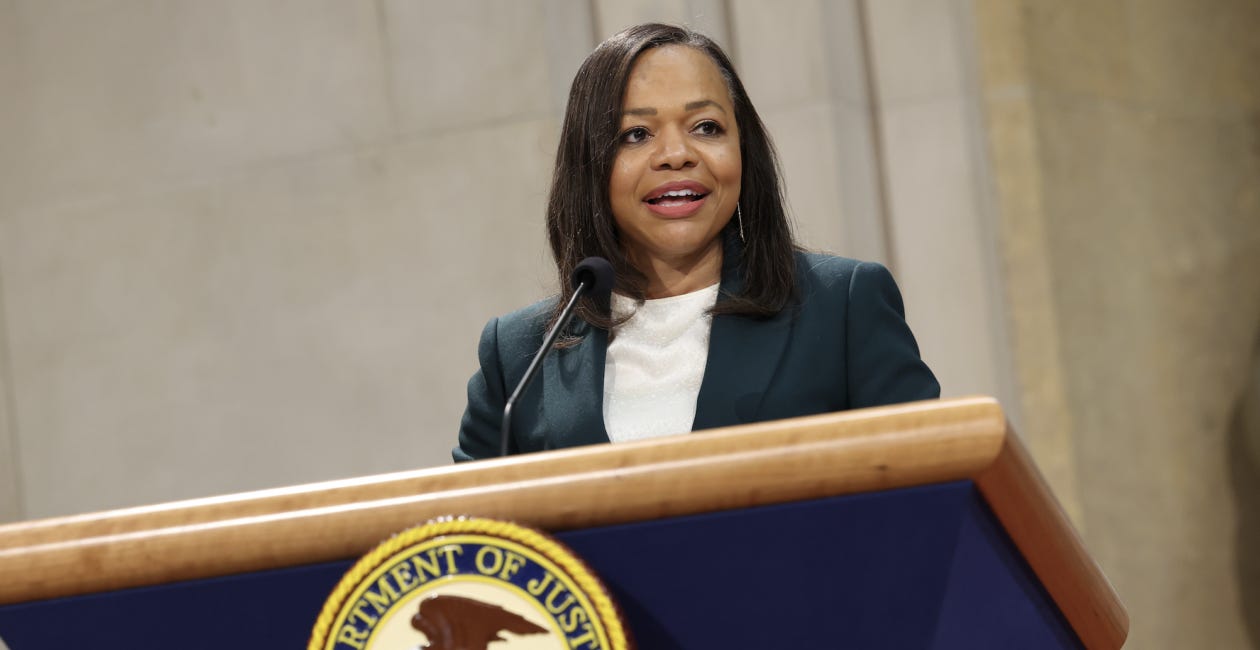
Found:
[499,257,614,457]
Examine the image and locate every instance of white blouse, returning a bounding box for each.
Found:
[602,283,720,442]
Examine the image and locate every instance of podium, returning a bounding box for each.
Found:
[0,397,1126,648]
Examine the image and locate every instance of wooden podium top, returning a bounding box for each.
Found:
[0,396,1126,648]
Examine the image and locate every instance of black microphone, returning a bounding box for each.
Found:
[500,257,614,456]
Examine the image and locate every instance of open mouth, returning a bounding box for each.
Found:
[645,189,710,206]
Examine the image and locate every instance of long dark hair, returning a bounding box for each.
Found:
[546,23,796,333]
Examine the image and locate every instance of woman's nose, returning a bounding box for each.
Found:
[651,128,697,170]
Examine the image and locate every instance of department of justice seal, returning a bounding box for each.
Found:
[309,517,632,650]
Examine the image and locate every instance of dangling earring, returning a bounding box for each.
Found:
[737,204,746,243]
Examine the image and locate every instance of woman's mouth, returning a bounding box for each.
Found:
[643,182,711,217]
[646,189,709,206]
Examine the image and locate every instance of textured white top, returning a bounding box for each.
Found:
[603,283,720,442]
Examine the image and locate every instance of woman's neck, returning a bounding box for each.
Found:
[633,240,723,299]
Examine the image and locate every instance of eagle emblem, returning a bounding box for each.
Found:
[410,594,548,649]
[310,517,631,650]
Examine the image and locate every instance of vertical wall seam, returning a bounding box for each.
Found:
[373,0,401,138]
[966,0,1084,525]
[721,0,737,62]
[853,0,898,275]
[0,258,25,522]
[951,0,1023,427]
[587,0,601,41]
[0,0,23,522]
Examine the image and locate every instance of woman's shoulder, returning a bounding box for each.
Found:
[791,251,902,307]
[498,296,556,324]
[488,296,557,345]
[793,251,877,287]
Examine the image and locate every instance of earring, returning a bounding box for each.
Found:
[737,204,746,243]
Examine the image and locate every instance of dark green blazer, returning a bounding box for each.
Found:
[454,251,939,462]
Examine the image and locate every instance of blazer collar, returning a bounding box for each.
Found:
[691,234,792,429]
[542,317,611,447]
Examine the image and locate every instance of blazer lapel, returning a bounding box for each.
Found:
[543,319,610,448]
[692,239,792,429]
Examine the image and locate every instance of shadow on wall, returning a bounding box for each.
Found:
[1231,324,1260,648]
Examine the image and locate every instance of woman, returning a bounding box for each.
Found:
[454,23,938,461]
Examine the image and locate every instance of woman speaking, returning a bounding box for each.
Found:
[454,23,938,461]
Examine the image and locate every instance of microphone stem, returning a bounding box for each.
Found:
[500,280,590,456]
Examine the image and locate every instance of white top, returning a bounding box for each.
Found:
[603,283,720,442]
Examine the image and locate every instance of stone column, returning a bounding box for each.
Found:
[972,1,1260,646]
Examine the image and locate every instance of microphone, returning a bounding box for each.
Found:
[500,257,614,456]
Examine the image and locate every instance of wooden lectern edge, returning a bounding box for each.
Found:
[0,396,1126,649]
[974,424,1129,649]
[0,396,1000,548]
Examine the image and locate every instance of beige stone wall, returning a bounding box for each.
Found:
[0,1,568,517]
[0,0,1015,522]
[974,0,1260,646]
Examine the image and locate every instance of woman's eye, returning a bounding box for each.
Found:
[620,127,650,144]
[694,120,724,136]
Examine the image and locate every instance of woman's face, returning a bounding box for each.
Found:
[609,45,741,279]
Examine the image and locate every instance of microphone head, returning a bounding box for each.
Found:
[570,256,615,306]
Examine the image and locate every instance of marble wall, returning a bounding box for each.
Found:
[973,0,1260,646]
[0,1,567,517]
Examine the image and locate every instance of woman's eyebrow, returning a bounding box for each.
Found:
[622,100,727,118]
[685,99,726,113]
